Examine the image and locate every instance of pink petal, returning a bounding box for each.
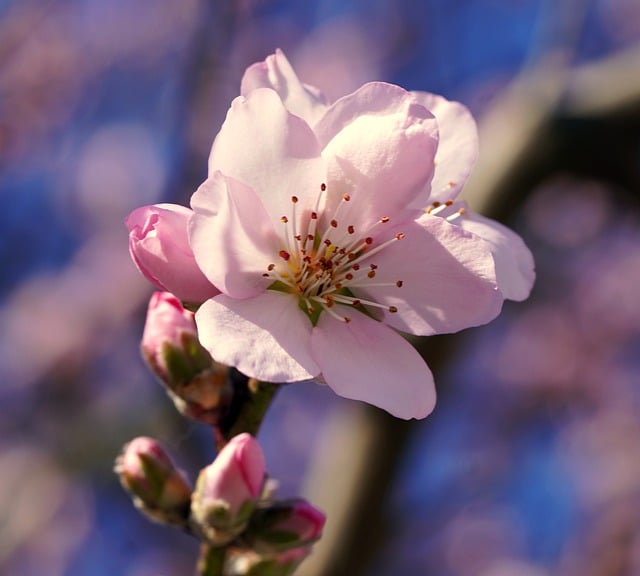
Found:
[311,312,436,419]
[458,210,536,302]
[241,49,328,126]
[190,172,280,299]
[312,82,439,236]
[411,92,478,205]
[208,88,326,232]
[195,292,320,382]
[354,216,503,336]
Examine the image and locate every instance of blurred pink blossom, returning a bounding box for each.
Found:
[116,436,192,525]
[247,499,325,553]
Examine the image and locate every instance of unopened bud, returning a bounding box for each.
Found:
[126,203,219,304]
[115,437,192,527]
[191,433,265,545]
[246,499,325,553]
[142,291,231,424]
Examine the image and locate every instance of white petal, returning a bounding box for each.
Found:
[313,82,438,235]
[190,172,279,299]
[208,88,326,231]
[459,210,536,302]
[241,49,328,125]
[196,292,321,382]
[355,216,503,336]
[411,91,478,204]
[311,312,436,419]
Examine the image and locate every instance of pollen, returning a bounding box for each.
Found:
[262,184,405,326]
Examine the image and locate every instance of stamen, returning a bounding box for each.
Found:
[446,208,466,223]
[329,293,401,314]
[279,250,291,261]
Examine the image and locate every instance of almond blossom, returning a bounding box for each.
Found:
[186,51,536,421]
[126,50,534,419]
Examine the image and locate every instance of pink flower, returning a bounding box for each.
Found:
[126,203,219,304]
[185,50,532,419]
[191,433,265,543]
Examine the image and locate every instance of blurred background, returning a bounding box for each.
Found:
[2,0,640,574]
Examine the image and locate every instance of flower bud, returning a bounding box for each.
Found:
[246,499,325,553]
[115,436,192,526]
[191,433,265,545]
[126,203,219,304]
[142,291,231,424]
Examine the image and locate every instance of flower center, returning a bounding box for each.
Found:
[262,184,404,325]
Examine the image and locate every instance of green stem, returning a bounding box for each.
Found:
[195,543,226,576]
[217,377,279,450]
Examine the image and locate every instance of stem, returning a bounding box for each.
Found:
[195,543,226,576]
[216,373,280,451]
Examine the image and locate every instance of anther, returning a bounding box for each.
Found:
[268,264,275,271]
[367,270,376,279]
[331,219,338,228]
[380,216,390,223]
[345,273,354,280]
[395,233,405,240]
[370,264,378,270]
[396,280,403,287]
[445,200,453,206]
[320,183,327,191]
[347,225,355,234]
[324,239,331,246]
[281,216,288,223]
[365,237,373,244]
[291,196,299,203]
[353,264,360,271]
[311,212,318,220]
[307,234,314,241]
[352,300,361,306]
[343,194,351,201]
[344,316,351,323]
[279,250,291,261]
[388,306,398,313]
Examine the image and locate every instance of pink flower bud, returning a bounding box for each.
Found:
[191,433,266,544]
[116,436,192,526]
[247,499,325,553]
[126,203,219,304]
[141,292,230,424]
